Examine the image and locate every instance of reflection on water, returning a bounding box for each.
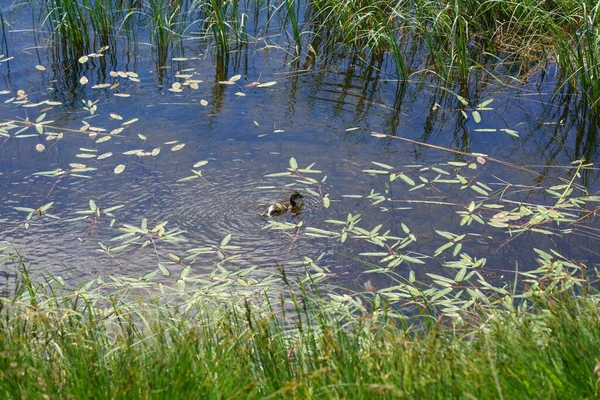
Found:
[0,4,599,289]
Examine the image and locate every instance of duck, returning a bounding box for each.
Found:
[262,191,304,217]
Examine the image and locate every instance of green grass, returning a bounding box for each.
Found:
[1,252,599,399]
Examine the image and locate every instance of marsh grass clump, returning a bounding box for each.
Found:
[30,0,600,118]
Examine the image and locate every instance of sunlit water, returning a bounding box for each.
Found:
[0,3,599,292]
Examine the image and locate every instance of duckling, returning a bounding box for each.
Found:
[263,191,304,217]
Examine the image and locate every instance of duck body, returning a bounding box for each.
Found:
[263,191,304,217]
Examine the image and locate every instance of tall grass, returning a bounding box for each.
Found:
[1,243,599,398]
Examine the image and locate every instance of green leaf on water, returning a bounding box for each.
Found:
[500,128,520,137]
[476,99,494,109]
[158,264,170,277]
[256,81,277,88]
[398,173,415,186]
[471,110,481,123]
[180,266,191,279]
[14,207,36,213]
[220,233,232,247]
[363,169,389,175]
[371,161,394,170]
[289,157,298,169]
[455,94,469,106]
[454,267,467,283]
[434,241,454,256]
[470,185,489,196]
[114,164,125,174]
[265,172,292,177]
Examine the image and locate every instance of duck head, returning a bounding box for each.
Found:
[289,191,304,206]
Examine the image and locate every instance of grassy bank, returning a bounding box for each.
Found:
[1,253,599,399]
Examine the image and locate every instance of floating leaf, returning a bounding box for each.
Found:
[289,157,298,169]
[78,55,89,64]
[180,265,191,279]
[398,173,415,186]
[122,118,138,126]
[96,136,111,143]
[171,143,185,151]
[476,98,494,109]
[35,65,46,71]
[97,152,113,160]
[200,99,208,106]
[229,74,241,82]
[372,161,394,170]
[114,164,125,174]
[455,94,469,106]
[35,143,45,152]
[471,110,481,123]
[114,93,131,98]
[92,83,111,89]
[501,128,520,137]
[79,76,88,85]
[220,233,232,247]
[193,160,208,168]
[256,81,277,88]
[265,172,292,177]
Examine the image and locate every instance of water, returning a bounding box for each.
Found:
[0,1,599,291]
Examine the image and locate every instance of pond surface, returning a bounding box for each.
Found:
[0,2,599,292]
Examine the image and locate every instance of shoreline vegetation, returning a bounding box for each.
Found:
[0,248,599,398]
[1,0,600,398]
[30,0,600,107]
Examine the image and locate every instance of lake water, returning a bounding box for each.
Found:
[0,1,598,292]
